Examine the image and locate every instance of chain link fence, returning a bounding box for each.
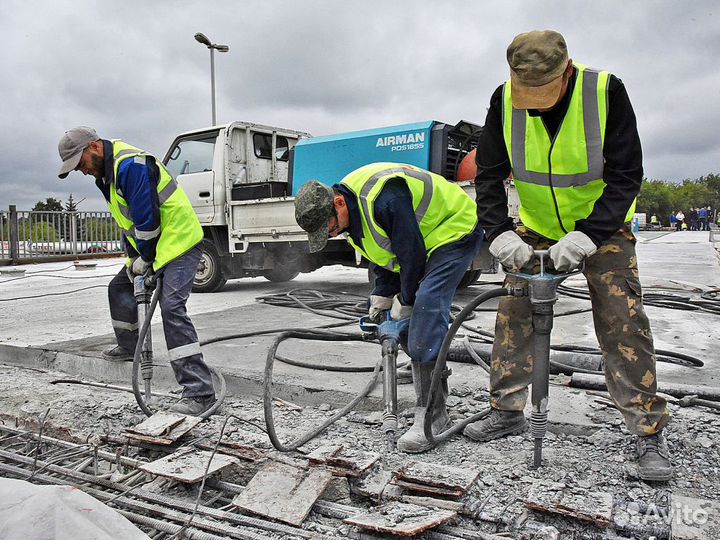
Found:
[0,206,124,263]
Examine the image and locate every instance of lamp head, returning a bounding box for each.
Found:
[194,32,212,47]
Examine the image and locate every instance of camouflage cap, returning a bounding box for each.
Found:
[506,30,569,109]
[294,180,335,253]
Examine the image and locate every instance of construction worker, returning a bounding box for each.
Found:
[57,126,216,416]
[469,31,672,481]
[294,163,482,453]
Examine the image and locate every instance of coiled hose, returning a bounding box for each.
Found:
[132,278,227,420]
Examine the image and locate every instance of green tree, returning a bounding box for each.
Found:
[32,197,63,211]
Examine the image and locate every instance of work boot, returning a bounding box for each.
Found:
[636,432,672,482]
[102,345,133,362]
[397,362,450,454]
[463,408,528,442]
[169,395,217,417]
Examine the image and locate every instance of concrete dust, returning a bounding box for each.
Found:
[1,362,719,539]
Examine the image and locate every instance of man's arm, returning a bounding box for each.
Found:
[475,85,515,243]
[117,159,161,262]
[574,75,643,246]
[372,179,426,306]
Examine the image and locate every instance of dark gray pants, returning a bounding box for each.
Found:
[108,245,215,398]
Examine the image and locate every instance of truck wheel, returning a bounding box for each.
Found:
[193,240,227,293]
[457,269,481,289]
[262,266,300,283]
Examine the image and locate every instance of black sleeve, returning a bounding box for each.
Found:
[371,265,401,298]
[373,179,426,306]
[574,75,643,246]
[474,84,515,244]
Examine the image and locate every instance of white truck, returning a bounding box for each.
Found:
[162,120,519,292]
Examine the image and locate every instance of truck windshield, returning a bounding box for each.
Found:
[165,134,217,178]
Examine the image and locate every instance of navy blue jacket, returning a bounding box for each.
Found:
[97,140,161,262]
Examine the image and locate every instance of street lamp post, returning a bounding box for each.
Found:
[194,32,229,126]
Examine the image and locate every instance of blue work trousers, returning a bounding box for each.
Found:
[407,228,484,364]
[108,245,215,397]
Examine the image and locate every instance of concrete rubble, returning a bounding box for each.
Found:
[0,230,718,538]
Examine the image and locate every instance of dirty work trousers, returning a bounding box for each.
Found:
[108,245,215,398]
[490,226,670,436]
[407,227,484,364]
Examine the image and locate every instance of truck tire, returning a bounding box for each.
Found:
[193,240,227,293]
[262,266,300,283]
[457,269,481,289]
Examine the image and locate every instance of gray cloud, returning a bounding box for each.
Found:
[0,0,718,210]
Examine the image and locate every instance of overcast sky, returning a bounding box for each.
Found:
[1,1,718,210]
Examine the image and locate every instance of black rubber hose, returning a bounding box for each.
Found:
[423,287,513,446]
[132,278,227,420]
[263,329,383,452]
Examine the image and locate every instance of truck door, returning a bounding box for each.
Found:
[164,131,219,223]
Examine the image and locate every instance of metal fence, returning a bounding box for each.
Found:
[0,205,124,263]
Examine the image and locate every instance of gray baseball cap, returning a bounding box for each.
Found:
[507,30,569,109]
[294,180,335,253]
[58,126,99,178]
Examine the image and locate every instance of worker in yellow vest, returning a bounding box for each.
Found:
[471,31,671,481]
[57,127,215,416]
[294,163,482,453]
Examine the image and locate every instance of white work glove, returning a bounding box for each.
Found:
[548,231,597,271]
[368,295,393,322]
[489,230,534,272]
[126,257,137,282]
[131,257,151,277]
[390,295,413,320]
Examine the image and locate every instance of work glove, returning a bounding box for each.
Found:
[548,231,597,271]
[378,317,410,345]
[126,257,138,282]
[489,230,534,272]
[368,295,393,323]
[131,257,151,277]
[390,295,413,320]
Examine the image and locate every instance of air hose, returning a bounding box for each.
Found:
[423,287,516,446]
[131,277,227,420]
[263,329,382,452]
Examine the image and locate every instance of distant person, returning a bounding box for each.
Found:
[698,206,708,231]
[650,214,659,228]
[294,163,482,453]
[689,207,698,231]
[472,30,671,481]
[675,210,684,231]
[57,126,216,416]
[669,213,677,229]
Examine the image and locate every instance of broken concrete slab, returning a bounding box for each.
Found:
[305,444,380,477]
[126,411,202,445]
[138,447,238,483]
[524,482,613,527]
[351,466,393,502]
[393,460,480,497]
[233,461,333,526]
[344,501,456,536]
[671,494,720,540]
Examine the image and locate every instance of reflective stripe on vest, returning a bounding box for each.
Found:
[340,162,477,271]
[502,64,636,240]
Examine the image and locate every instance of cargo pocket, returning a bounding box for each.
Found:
[625,276,643,299]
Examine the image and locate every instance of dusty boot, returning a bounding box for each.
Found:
[102,345,133,362]
[636,432,672,481]
[463,408,528,442]
[397,362,450,454]
[169,395,217,417]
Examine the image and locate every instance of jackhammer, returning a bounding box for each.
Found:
[506,250,582,468]
[359,314,404,451]
[131,269,227,420]
[423,250,579,469]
